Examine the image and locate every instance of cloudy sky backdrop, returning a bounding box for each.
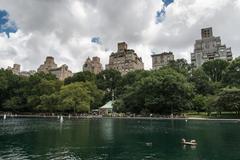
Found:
[0,0,240,72]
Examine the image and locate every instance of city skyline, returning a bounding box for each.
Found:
[0,0,240,72]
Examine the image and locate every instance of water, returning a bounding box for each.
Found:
[1,118,240,160]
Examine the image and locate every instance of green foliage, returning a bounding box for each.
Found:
[215,88,240,115]
[202,59,229,82]
[64,71,96,85]
[192,95,207,113]
[189,68,214,95]
[3,96,23,111]
[96,69,121,91]
[119,68,194,114]
[60,82,92,113]
[1,57,240,116]
[168,59,192,76]
[37,82,103,113]
[205,95,218,116]
[96,69,122,102]
[223,58,240,87]
[37,93,61,112]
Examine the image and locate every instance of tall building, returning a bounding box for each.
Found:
[37,56,73,80]
[7,64,21,75]
[83,56,102,74]
[106,42,144,75]
[49,64,73,81]
[151,52,174,70]
[191,27,233,67]
[20,70,36,77]
[7,64,36,77]
[37,56,57,73]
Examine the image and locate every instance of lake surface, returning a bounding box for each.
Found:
[0,117,240,160]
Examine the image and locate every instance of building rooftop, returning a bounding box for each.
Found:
[100,101,113,109]
[151,52,173,57]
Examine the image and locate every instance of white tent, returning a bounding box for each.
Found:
[99,101,113,115]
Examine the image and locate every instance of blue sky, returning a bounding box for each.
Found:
[162,0,174,7]
[0,10,17,37]
[156,0,174,24]
[91,37,102,45]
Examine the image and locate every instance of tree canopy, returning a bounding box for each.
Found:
[1,57,240,116]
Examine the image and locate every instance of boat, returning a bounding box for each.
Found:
[181,138,197,145]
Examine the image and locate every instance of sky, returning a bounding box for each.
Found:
[0,0,240,72]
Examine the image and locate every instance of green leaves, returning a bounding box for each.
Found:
[64,71,96,85]
[223,58,240,87]
[202,59,229,82]
[1,57,240,115]
[189,68,214,95]
[37,82,103,113]
[215,88,240,114]
[119,68,194,114]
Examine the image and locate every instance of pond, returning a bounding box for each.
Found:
[0,117,240,160]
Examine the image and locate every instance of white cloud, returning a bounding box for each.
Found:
[0,0,239,72]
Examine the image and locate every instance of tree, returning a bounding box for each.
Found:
[64,71,96,85]
[189,68,214,95]
[192,95,207,113]
[59,82,93,113]
[3,97,23,112]
[0,69,29,111]
[205,95,218,116]
[96,69,121,102]
[119,68,194,114]
[37,93,61,112]
[155,71,193,114]
[118,70,150,95]
[215,88,240,115]
[223,57,240,87]
[120,70,150,87]
[168,59,192,76]
[202,59,229,82]
[26,78,63,110]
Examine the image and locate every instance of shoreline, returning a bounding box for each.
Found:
[1,114,240,122]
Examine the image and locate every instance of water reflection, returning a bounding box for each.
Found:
[182,144,197,150]
[1,118,240,159]
[100,119,114,142]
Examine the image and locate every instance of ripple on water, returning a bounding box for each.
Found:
[1,118,240,160]
[0,146,32,160]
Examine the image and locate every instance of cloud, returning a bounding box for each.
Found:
[0,0,239,72]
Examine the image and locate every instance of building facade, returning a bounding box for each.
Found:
[151,52,174,69]
[20,70,36,77]
[7,64,21,75]
[38,56,73,80]
[7,64,36,77]
[106,42,144,75]
[49,64,73,81]
[37,56,57,73]
[191,27,233,67]
[83,56,102,74]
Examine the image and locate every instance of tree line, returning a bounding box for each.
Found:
[0,57,240,115]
